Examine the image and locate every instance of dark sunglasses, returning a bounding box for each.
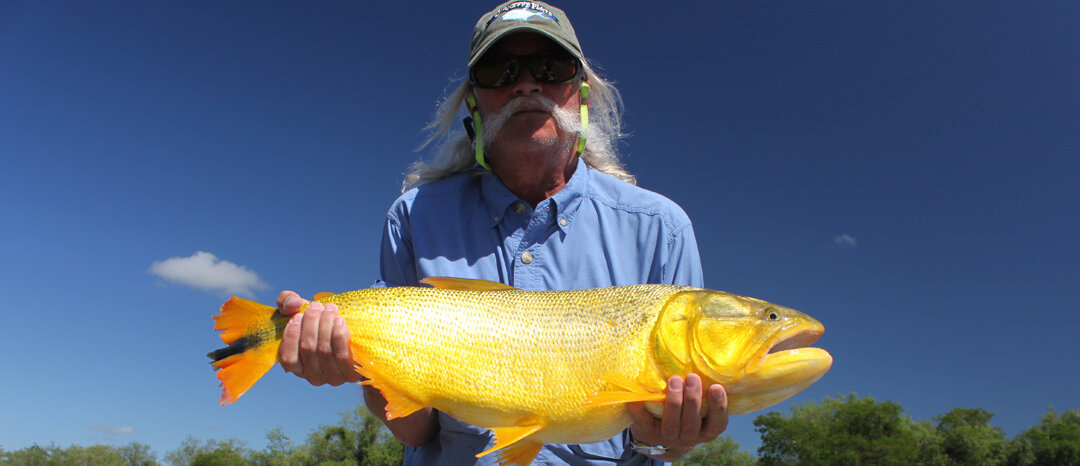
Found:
[469,51,582,88]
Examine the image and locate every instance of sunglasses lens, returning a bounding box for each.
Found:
[471,53,580,88]
[473,56,522,88]
[530,54,579,83]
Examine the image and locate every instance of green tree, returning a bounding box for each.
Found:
[50,444,127,464]
[249,426,301,465]
[119,442,160,465]
[303,404,404,466]
[0,443,141,465]
[0,444,51,465]
[934,407,1007,465]
[676,436,756,465]
[190,446,248,466]
[1007,408,1080,465]
[165,436,247,466]
[754,393,945,465]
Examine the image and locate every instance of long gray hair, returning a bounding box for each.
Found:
[402,63,634,191]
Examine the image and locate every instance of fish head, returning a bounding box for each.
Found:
[651,290,832,415]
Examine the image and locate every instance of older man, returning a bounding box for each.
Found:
[275,2,728,464]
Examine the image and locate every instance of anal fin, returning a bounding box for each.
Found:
[494,440,543,466]
[476,422,543,462]
[581,372,666,407]
[350,341,424,420]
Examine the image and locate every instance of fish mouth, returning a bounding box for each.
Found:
[768,329,823,354]
[726,327,832,415]
[728,345,832,414]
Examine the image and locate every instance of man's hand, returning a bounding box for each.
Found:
[276,290,361,386]
[627,373,728,461]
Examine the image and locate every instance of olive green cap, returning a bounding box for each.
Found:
[468,1,583,68]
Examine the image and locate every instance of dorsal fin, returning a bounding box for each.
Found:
[421,277,519,291]
[313,292,335,300]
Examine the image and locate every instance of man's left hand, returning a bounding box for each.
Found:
[627,373,728,461]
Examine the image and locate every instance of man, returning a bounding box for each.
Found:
[275,2,728,464]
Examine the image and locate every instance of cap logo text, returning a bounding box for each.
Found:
[486,2,559,26]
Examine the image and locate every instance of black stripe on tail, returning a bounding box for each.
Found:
[207,336,259,363]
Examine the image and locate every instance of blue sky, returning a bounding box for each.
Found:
[1,0,1077,459]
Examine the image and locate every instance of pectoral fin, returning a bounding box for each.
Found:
[476,422,543,465]
[421,276,519,291]
[313,292,335,300]
[349,341,424,420]
[581,372,666,407]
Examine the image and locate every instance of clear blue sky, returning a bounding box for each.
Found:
[2,0,1077,459]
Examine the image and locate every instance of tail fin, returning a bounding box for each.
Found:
[208,296,287,406]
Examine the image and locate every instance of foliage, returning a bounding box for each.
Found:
[190,447,247,466]
[302,404,405,466]
[934,407,1007,465]
[676,436,756,466]
[0,442,158,465]
[248,426,303,465]
[1006,408,1080,465]
[119,442,160,465]
[164,437,248,466]
[3,402,1078,465]
[754,393,944,465]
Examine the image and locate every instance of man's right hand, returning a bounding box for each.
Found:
[276,290,361,386]
[276,290,437,446]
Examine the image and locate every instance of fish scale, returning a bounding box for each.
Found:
[329,284,684,430]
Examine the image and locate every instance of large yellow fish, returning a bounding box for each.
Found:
[209,277,831,465]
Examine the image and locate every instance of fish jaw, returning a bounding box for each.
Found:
[720,312,832,414]
[640,342,833,418]
[725,346,832,414]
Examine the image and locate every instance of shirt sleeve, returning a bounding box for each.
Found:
[379,210,418,287]
[663,221,704,287]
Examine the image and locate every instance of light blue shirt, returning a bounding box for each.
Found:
[379,157,704,465]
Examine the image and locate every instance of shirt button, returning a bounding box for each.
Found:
[493,215,500,222]
[521,252,534,264]
[559,218,568,227]
[514,203,526,215]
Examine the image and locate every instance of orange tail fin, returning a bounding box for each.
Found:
[207,296,287,406]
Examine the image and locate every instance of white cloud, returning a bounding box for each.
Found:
[149,251,268,297]
[91,425,136,435]
[834,233,858,247]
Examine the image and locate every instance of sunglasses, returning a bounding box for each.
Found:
[469,51,583,88]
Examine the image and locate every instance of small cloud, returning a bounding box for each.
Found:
[834,233,858,248]
[91,425,136,435]
[149,251,268,297]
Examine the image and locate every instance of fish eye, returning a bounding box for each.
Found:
[767,309,780,320]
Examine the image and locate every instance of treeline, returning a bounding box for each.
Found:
[681,394,1079,465]
[2,394,1077,465]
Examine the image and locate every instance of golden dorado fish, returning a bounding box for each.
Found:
[208,277,831,465]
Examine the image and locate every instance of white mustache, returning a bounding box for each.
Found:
[482,96,581,148]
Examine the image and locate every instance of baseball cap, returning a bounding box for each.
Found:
[468,1,583,68]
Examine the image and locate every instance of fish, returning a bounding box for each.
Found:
[208,277,832,465]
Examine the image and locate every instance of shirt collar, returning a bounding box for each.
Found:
[479,157,590,230]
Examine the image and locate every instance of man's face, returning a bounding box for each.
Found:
[472,32,580,154]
